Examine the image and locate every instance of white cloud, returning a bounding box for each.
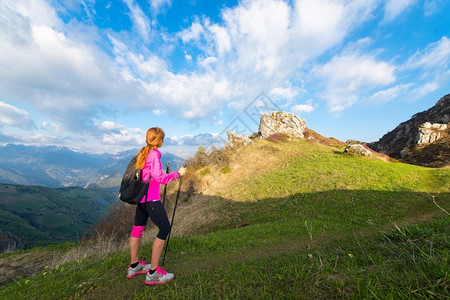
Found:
[166,133,222,146]
[199,56,218,69]
[213,117,223,126]
[163,133,224,157]
[2,0,61,28]
[369,83,414,103]
[153,109,165,115]
[269,86,301,100]
[107,32,235,118]
[19,133,62,144]
[294,0,346,42]
[424,0,442,16]
[408,82,439,100]
[292,0,378,54]
[131,53,168,78]
[180,22,204,43]
[402,36,450,71]
[389,37,450,102]
[188,0,379,108]
[317,54,396,87]
[99,121,122,130]
[207,24,232,55]
[383,0,417,23]
[0,101,35,129]
[227,100,245,111]
[97,121,145,146]
[315,52,396,112]
[150,0,172,14]
[291,103,314,114]
[184,51,192,61]
[40,121,60,132]
[0,1,122,133]
[125,0,384,119]
[161,0,380,121]
[122,0,151,42]
[1,0,385,133]
[222,0,291,76]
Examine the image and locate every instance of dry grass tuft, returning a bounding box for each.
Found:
[164,194,226,236]
[199,140,283,199]
[303,127,345,147]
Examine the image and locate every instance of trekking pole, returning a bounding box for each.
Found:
[162,163,171,207]
[161,165,185,266]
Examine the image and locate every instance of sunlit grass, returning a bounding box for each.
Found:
[221,139,449,201]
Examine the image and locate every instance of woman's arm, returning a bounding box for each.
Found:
[147,151,179,184]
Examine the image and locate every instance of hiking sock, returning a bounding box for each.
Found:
[130,262,139,268]
[149,269,156,275]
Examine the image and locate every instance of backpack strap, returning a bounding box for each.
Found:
[143,175,151,205]
[137,169,151,205]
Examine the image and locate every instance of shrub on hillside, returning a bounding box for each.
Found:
[89,203,135,242]
[208,146,231,166]
[183,171,201,198]
[189,145,232,168]
[193,145,208,167]
[200,167,210,176]
[221,166,231,174]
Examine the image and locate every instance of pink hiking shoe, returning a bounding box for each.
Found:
[145,266,174,285]
[127,261,151,278]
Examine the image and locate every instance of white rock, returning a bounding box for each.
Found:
[422,122,432,129]
[431,123,447,130]
[258,111,306,139]
[226,130,253,147]
[345,144,373,157]
[415,122,448,145]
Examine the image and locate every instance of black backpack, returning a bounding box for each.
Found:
[118,155,151,205]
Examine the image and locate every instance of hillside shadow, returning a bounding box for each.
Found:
[189,189,450,235]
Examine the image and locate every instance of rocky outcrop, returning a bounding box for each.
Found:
[226,111,307,146]
[345,144,373,157]
[0,231,25,253]
[226,130,253,147]
[258,111,306,139]
[368,94,449,167]
[416,122,447,146]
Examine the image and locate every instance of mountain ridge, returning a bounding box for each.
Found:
[0,144,184,188]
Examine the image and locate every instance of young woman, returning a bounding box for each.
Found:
[127,127,186,285]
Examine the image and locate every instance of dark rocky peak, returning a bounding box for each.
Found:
[368,94,449,167]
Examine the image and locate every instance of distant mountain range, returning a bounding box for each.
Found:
[0,144,184,188]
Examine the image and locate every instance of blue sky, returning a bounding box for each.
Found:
[0,0,449,157]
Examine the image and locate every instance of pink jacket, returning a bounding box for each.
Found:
[140,149,180,203]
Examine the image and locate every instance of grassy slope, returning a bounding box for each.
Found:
[1,139,449,299]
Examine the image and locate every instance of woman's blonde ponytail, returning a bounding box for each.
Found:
[135,127,165,169]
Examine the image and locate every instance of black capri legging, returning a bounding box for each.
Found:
[134,201,171,240]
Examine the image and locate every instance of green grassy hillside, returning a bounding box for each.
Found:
[1,139,448,299]
[0,184,117,248]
